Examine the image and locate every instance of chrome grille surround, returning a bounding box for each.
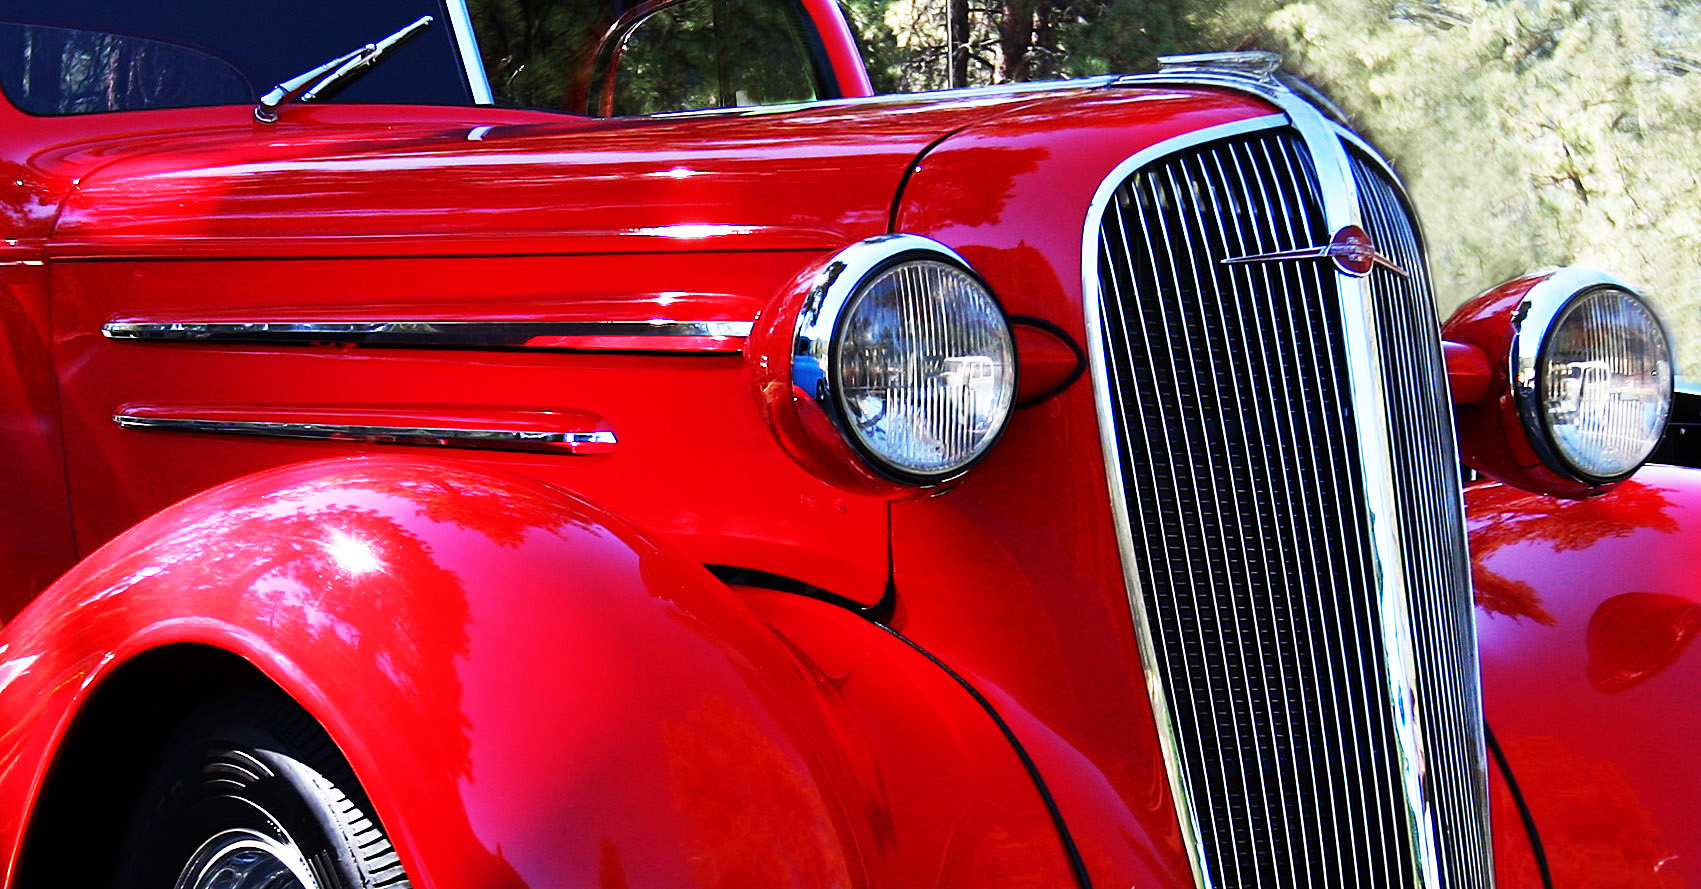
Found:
[1348,139,1494,887]
[1082,82,1490,888]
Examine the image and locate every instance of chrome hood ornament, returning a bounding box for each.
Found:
[1222,224,1409,278]
[1157,51,1284,83]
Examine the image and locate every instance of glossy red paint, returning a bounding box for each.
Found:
[1471,464,1701,888]
[1444,339,1493,405]
[0,96,566,614]
[1011,320,1084,406]
[53,251,893,607]
[0,100,556,247]
[1443,271,1611,499]
[746,252,916,497]
[6,79,1242,887]
[0,457,1077,888]
[739,590,1081,888]
[7,79,1298,889]
[1586,592,1701,693]
[42,85,1127,614]
[799,0,875,99]
[0,98,260,610]
[0,258,73,607]
[48,89,1103,261]
[1489,749,1547,889]
[885,88,1283,889]
[0,2,1669,883]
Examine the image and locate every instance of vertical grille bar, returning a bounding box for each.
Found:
[1094,126,1415,888]
[1351,151,1494,889]
[1085,118,1492,889]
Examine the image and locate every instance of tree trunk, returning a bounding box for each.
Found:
[948,0,969,88]
[997,0,1035,82]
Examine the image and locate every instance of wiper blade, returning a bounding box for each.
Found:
[255,15,434,124]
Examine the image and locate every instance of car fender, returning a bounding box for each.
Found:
[1471,463,1701,888]
[0,456,878,889]
[0,455,1082,889]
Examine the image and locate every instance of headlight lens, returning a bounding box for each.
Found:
[832,259,1015,481]
[1535,286,1672,481]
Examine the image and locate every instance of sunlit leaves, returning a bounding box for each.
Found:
[856,0,1701,373]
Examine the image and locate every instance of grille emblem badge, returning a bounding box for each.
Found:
[1222,224,1408,278]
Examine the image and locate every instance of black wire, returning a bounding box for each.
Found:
[1486,724,1554,889]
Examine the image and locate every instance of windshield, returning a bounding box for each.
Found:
[0,0,474,114]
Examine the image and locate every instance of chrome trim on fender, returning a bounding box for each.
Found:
[794,234,976,358]
[444,0,495,104]
[102,320,753,352]
[113,413,617,455]
[1080,112,1286,889]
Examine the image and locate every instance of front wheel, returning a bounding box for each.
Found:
[117,695,410,889]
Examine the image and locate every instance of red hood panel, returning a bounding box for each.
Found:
[50,87,1107,259]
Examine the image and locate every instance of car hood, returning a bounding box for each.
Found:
[50,83,1114,260]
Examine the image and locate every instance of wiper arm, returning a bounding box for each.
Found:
[254,15,434,124]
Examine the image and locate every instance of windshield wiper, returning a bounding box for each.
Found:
[254,15,434,124]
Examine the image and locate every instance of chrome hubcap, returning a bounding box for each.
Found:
[174,829,313,889]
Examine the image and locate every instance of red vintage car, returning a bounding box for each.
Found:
[0,1,1693,887]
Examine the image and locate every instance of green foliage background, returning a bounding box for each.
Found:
[851,0,1701,373]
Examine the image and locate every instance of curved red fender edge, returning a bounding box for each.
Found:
[0,456,1077,889]
[1472,463,1701,889]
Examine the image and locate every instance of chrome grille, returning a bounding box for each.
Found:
[1090,122,1490,888]
[1352,150,1494,888]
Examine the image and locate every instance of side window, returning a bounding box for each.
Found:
[598,0,820,116]
[469,0,829,116]
[0,22,250,115]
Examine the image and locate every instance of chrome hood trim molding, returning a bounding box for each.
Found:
[102,319,754,353]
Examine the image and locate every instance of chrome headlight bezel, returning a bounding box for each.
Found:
[1511,268,1674,486]
[792,234,1017,485]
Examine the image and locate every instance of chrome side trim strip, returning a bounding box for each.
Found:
[1080,111,1288,889]
[113,413,617,455]
[102,320,753,352]
[444,0,495,104]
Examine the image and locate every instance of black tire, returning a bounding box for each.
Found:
[116,694,410,889]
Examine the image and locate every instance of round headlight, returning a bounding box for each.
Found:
[835,260,1015,480]
[793,235,1016,485]
[1516,274,1673,484]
